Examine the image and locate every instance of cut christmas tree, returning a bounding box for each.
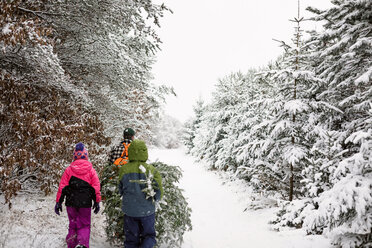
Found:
[101,161,192,247]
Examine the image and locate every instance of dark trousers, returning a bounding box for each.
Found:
[123,213,156,248]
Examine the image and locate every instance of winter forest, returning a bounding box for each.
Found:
[0,0,371,248]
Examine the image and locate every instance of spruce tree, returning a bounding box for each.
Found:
[101,161,192,247]
[191,72,248,171]
[272,1,372,246]
[183,98,205,153]
[300,1,372,246]
[232,66,278,188]
[260,3,319,200]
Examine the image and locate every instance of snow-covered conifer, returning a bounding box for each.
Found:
[299,1,372,246]
[101,161,192,247]
[258,8,325,201]
[191,72,248,170]
[183,97,205,153]
[41,0,172,143]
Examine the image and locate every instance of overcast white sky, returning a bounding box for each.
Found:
[151,0,332,123]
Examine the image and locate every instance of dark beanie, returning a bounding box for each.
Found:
[123,128,135,137]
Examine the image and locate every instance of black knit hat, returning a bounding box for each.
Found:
[123,128,135,138]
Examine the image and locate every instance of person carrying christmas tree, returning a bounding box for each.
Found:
[108,127,135,166]
[54,142,101,248]
[118,140,163,248]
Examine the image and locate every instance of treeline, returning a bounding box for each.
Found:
[183,1,371,247]
[0,0,171,205]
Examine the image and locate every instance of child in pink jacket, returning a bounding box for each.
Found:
[55,142,101,248]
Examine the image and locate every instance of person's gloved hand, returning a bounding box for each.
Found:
[55,202,62,215]
[93,202,100,214]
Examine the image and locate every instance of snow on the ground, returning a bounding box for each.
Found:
[0,148,331,248]
[0,193,110,248]
[149,148,331,248]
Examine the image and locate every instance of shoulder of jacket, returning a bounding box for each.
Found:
[90,166,97,175]
[110,143,122,150]
[118,163,130,178]
[119,162,141,175]
[61,166,72,181]
[65,165,72,173]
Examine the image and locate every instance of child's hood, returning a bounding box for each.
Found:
[70,159,93,175]
[128,140,148,162]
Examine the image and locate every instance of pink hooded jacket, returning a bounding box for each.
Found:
[56,159,101,204]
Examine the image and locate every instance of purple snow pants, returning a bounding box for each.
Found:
[66,207,91,248]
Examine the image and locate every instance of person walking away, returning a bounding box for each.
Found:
[118,140,163,248]
[109,127,135,166]
[54,142,101,248]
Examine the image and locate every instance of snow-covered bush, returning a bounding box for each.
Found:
[0,74,108,205]
[0,1,109,205]
[270,199,316,231]
[304,174,372,247]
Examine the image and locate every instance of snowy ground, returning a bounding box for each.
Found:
[150,148,330,248]
[0,192,110,247]
[0,148,330,248]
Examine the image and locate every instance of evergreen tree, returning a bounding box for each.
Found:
[258,6,325,200]
[300,1,372,246]
[101,161,192,247]
[183,97,205,154]
[100,163,123,244]
[271,1,372,247]
[183,119,195,153]
[212,72,249,172]
[152,162,192,247]
[185,1,371,247]
[233,66,278,188]
[191,72,248,171]
[42,0,172,143]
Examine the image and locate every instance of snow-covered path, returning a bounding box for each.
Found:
[0,148,330,248]
[149,148,330,248]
